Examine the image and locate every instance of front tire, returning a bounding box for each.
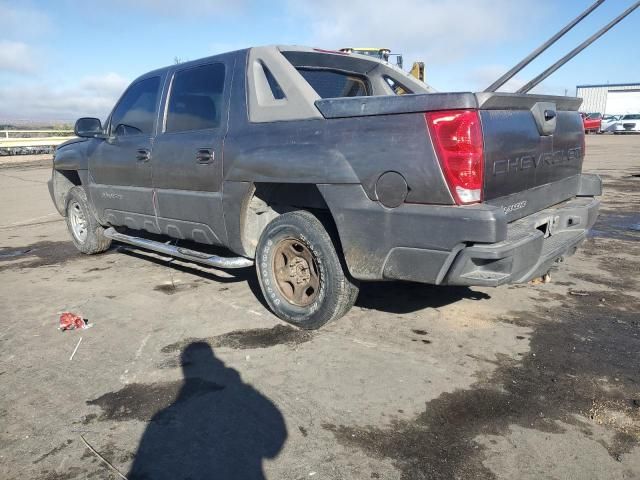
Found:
[65,186,111,254]
[255,211,359,329]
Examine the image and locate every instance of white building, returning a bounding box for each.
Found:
[576,83,640,115]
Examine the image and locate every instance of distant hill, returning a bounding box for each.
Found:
[0,123,73,130]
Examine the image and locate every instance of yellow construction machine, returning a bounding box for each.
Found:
[339,47,425,82]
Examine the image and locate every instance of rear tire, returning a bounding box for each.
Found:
[255,210,359,329]
[65,186,111,254]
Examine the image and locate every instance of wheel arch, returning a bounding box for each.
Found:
[229,182,344,259]
[50,169,86,215]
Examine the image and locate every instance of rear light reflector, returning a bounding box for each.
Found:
[425,110,484,205]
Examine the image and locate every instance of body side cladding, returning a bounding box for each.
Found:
[53,143,90,171]
[49,169,91,215]
[222,181,256,257]
[317,184,506,280]
[223,181,332,258]
[51,137,102,215]
[225,144,360,184]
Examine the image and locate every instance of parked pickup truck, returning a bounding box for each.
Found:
[49,45,601,329]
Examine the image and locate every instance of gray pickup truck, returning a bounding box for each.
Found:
[49,45,601,329]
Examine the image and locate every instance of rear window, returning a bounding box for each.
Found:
[622,114,640,120]
[296,68,370,98]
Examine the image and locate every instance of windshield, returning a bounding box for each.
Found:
[622,114,640,120]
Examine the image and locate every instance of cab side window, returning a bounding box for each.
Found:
[110,76,161,136]
[165,63,226,133]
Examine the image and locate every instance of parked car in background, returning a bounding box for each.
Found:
[612,114,640,134]
[580,112,601,133]
[600,114,621,132]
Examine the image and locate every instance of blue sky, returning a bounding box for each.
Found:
[1,0,636,122]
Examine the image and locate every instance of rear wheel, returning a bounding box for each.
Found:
[255,211,359,329]
[65,186,111,254]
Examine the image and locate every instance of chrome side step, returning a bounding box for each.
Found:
[104,227,254,269]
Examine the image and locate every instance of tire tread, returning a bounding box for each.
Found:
[65,186,111,255]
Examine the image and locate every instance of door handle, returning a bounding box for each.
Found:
[196,148,214,164]
[136,149,151,162]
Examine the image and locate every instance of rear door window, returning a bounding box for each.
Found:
[165,63,226,133]
[296,68,370,98]
[110,76,161,136]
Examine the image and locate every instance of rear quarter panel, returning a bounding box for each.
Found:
[224,113,453,205]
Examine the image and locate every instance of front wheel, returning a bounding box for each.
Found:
[255,211,359,329]
[65,186,112,254]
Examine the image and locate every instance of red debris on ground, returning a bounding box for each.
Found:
[59,312,89,331]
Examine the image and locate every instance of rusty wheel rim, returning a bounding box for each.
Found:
[273,238,320,307]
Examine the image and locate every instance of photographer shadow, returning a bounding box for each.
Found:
[128,342,287,480]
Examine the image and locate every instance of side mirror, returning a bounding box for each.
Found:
[396,55,404,70]
[74,117,103,138]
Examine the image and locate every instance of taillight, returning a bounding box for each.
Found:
[425,110,484,205]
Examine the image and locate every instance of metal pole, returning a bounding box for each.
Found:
[518,1,640,93]
[485,0,605,92]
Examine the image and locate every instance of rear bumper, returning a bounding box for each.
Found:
[613,124,640,133]
[442,196,600,286]
[319,175,600,285]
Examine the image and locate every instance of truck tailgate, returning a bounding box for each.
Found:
[315,91,586,221]
[477,92,585,221]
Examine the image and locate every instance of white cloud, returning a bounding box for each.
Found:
[0,2,52,39]
[290,0,548,65]
[467,64,570,96]
[0,73,129,122]
[287,0,577,94]
[0,41,37,74]
[468,64,529,92]
[112,0,247,16]
[79,73,131,96]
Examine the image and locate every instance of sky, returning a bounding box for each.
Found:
[0,0,637,123]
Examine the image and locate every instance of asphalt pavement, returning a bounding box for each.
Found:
[0,135,638,479]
